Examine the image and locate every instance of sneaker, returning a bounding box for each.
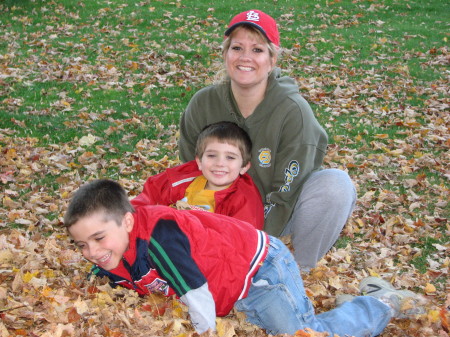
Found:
[335,294,355,306]
[359,277,426,318]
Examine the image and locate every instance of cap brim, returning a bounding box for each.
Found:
[224,22,271,43]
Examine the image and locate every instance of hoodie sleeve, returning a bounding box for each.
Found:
[262,97,328,235]
[179,91,206,163]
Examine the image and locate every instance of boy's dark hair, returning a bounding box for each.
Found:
[64,179,134,228]
[195,122,252,166]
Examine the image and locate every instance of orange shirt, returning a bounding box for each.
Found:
[184,175,216,212]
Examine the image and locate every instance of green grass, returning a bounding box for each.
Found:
[411,236,449,273]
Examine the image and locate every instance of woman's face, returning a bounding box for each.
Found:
[224,27,276,90]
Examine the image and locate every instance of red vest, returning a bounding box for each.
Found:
[93,205,268,316]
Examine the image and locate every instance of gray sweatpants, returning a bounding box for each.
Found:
[281,168,357,270]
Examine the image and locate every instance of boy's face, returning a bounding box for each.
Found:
[68,211,134,271]
[196,140,250,191]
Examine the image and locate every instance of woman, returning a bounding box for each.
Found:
[179,9,356,270]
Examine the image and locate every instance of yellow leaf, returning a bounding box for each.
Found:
[22,271,39,283]
[216,318,236,337]
[129,61,139,70]
[356,218,365,227]
[171,300,187,318]
[367,268,380,277]
[68,162,81,169]
[41,286,53,297]
[424,283,436,293]
[6,148,17,159]
[427,309,440,323]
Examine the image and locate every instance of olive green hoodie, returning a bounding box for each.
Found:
[179,68,328,235]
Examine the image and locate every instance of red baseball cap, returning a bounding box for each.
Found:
[224,10,280,47]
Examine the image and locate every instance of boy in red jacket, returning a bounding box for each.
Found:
[65,179,424,336]
[131,121,264,229]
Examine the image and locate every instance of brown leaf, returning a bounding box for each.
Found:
[67,307,81,323]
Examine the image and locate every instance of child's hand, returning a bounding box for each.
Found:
[175,200,194,210]
[175,200,209,212]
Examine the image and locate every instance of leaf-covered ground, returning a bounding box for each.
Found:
[0,0,449,336]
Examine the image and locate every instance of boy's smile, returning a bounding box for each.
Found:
[196,140,250,191]
[68,211,134,270]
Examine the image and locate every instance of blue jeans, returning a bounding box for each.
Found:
[235,236,391,337]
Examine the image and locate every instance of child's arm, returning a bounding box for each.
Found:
[149,219,217,333]
[180,283,216,333]
[131,170,174,207]
[218,175,265,229]
[225,193,264,230]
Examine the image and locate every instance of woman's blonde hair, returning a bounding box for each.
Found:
[214,25,279,84]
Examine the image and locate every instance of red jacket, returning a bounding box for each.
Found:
[131,160,264,229]
[91,205,269,316]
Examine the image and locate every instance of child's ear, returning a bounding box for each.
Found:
[122,212,134,233]
[195,156,202,171]
[239,161,251,175]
